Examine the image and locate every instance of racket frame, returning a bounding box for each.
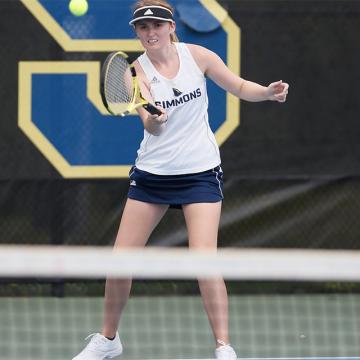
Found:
[101,51,162,117]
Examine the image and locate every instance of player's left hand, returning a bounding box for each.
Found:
[266,80,289,103]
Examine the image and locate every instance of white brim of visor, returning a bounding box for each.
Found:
[129,17,175,26]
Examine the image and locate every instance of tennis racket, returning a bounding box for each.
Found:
[100,51,162,117]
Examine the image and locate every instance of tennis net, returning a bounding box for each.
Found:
[0,246,360,360]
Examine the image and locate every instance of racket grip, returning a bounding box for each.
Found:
[143,103,163,116]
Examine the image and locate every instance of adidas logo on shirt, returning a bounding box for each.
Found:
[130,180,136,186]
[150,76,160,84]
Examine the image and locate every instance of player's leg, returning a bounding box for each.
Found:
[102,199,169,338]
[72,199,168,360]
[183,202,237,359]
[182,202,229,343]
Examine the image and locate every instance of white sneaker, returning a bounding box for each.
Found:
[215,341,237,360]
[72,332,123,360]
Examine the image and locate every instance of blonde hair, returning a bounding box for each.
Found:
[132,0,179,42]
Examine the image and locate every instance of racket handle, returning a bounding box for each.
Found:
[143,103,163,116]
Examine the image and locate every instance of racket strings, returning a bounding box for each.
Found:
[105,56,133,110]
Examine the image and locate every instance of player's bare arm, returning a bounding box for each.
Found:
[188,44,289,103]
[133,61,168,136]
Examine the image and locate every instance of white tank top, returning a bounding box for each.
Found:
[135,42,221,175]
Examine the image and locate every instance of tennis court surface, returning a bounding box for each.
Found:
[0,247,359,359]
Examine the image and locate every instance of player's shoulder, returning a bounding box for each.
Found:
[133,59,150,88]
[132,59,143,77]
[183,43,217,72]
[184,43,209,55]
[185,43,217,61]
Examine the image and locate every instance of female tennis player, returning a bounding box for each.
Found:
[72,1,289,359]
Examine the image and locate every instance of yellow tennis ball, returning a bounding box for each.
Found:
[69,0,88,17]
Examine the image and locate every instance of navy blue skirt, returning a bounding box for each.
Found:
[127,166,224,209]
